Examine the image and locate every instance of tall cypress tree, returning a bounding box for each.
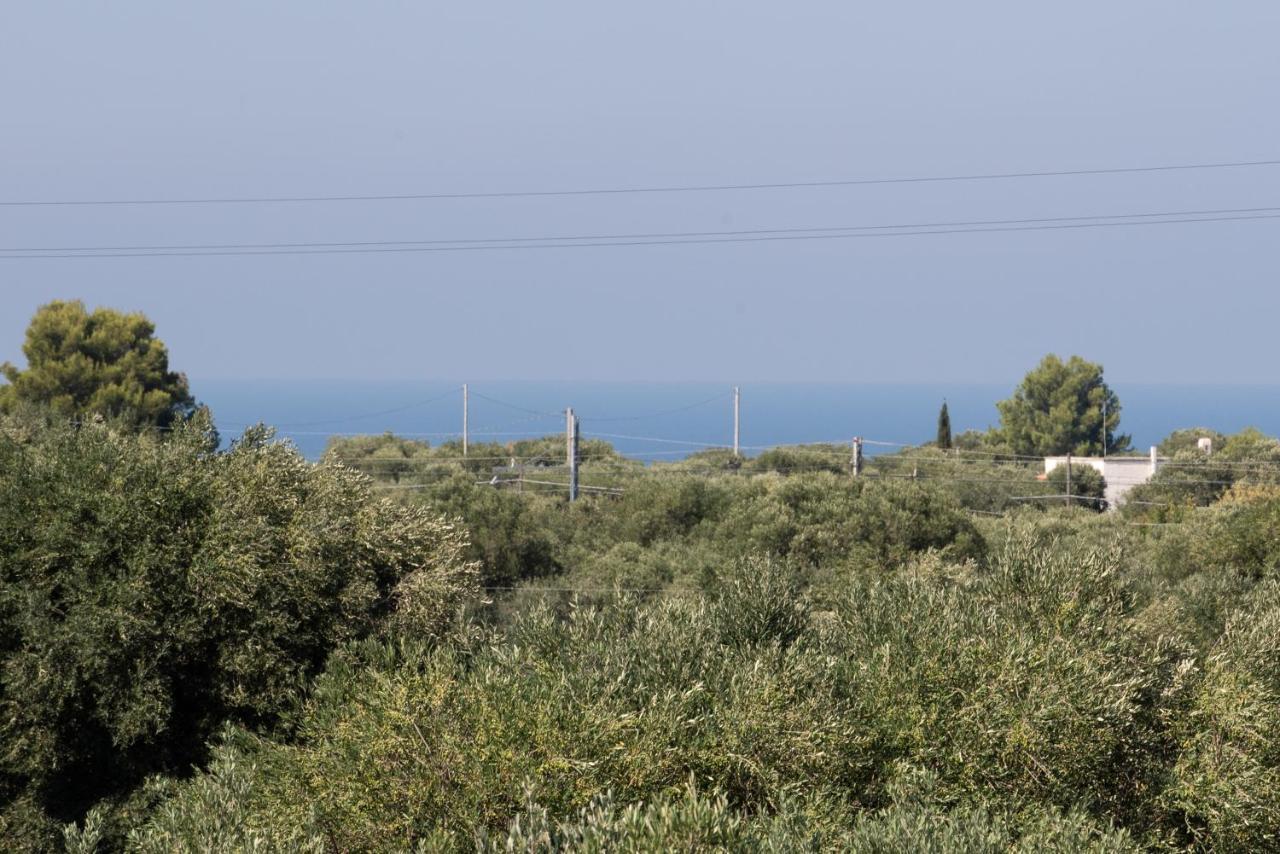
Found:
[936,401,952,449]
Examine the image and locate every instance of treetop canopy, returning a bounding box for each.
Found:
[0,299,195,429]
[996,354,1130,457]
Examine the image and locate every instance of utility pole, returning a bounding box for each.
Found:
[732,386,740,458]
[566,407,579,502]
[1065,452,1072,508]
[851,437,864,478]
[462,383,469,457]
[1101,398,1107,458]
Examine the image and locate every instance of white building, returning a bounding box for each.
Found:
[1043,446,1165,508]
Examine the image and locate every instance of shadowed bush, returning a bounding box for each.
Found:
[0,415,479,847]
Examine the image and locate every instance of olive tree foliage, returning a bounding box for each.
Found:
[1163,580,1280,851]
[996,355,1129,457]
[0,412,479,846]
[1046,463,1108,511]
[868,445,1048,514]
[0,300,196,430]
[131,543,1177,850]
[1157,427,1227,457]
[745,444,849,475]
[324,431,434,483]
[480,780,1138,853]
[710,475,986,572]
[1126,427,1280,513]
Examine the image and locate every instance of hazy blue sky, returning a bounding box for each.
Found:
[3,3,1278,384]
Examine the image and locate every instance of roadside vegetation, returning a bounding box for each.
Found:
[4,303,1280,850]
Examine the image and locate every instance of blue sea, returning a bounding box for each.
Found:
[195,380,1280,462]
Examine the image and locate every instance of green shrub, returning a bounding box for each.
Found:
[411,470,561,586]
[712,475,984,571]
[747,444,848,476]
[481,779,1138,852]
[132,599,863,849]
[868,445,1047,514]
[1046,463,1107,511]
[0,416,478,845]
[709,556,810,650]
[827,534,1180,830]
[611,475,733,546]
[123,736,328,853]
[324,431,434,483]
[133,538,1190,849]
[1164,580,1280,851]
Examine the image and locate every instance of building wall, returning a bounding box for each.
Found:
[1043,449,1163,508]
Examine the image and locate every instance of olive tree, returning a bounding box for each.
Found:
[0,414,478,846]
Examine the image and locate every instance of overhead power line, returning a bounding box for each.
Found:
[3,157,1278,207]
[578,392,733,423]
[5,206,1280,260]
[270,387,460,428]
[13,205,1279,254]
[466,390,562,419]
[586,431,727,448]
[10,204,1280,253]
[226,428,553,439]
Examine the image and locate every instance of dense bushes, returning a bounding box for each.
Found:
[1127,428,1280,512]
[867,445,1049,514]
[1163,580,1280,850]
[128,544,1191,850]
[480,784,1139,852]
[390,459,987,601]
[830,537,1184,834]
[1045,462,1108,510]
[0,415,478,846]
[126,761,1140,852]
[415,471,561,586]
[709,474,984,571]
[13,413,1280,849]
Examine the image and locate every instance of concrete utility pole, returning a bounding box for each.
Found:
[732,386,741,458]
[462,383,469,457]
[566,407,579,502]
[852,437,864,477]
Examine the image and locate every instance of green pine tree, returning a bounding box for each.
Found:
[936,401,952,449]
[0,300,196,430]
[996,354,1129,456]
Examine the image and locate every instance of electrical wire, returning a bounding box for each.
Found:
[17,204,1280,254]
[225,428,553,438]
[5,157,1278,207]
[268,387,461,428]
[586,432,728,448]
[466,390,563,419]
[578,391,733,423]
[7,208,1280,260]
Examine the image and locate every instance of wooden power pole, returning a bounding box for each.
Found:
[462,383,469,457]
[852,437,864,477]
